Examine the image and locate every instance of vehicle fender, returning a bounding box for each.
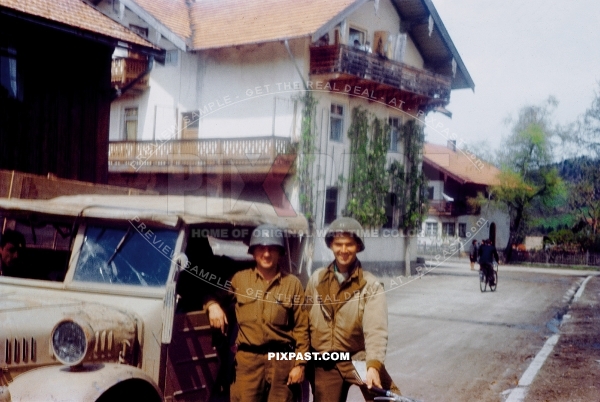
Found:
[8,363,160,402]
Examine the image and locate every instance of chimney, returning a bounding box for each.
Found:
[447,140,456,152]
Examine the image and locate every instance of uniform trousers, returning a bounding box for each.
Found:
[310,360,400,402]
[230,349,298,402]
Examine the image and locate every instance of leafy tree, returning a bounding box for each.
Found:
[568,159,600,236]
[492,98,564,261]
[546,85,600,247]
[569,82,600,158]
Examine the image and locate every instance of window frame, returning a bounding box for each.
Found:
[0,46,19,100]
[425,222,438,237]
[349,26,367,47]
[458,223,467,238]
[324,187,339,225]
[442,222,456,237]
[181,110,199,139]
[329,104,344,142]
[388,117,402,152]
[123,107,139,141]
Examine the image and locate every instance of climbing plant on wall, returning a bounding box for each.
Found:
[296,92,318,222]
[389,119,428,233]
[345,107,390,228]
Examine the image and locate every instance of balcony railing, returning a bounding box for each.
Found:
[310,44,451,102]
[111,57,149,91]
[108,136,296,174]
[427,200,480,216]
[428,200,453,215]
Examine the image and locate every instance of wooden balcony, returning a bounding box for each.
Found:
[310,44,451,108]
[428,200,453,216]
[108,136,296,174]
[428,200,481,216]
[111,57,149,94]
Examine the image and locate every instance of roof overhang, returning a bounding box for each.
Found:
[0,4,164,59]
[120,0,188,51]
[423,157,468,185]
[310,0,369,42]
[391,0,474,91]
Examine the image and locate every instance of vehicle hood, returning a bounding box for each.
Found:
[0,289,138,369]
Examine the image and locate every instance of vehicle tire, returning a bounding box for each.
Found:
[96,380,161,402]
[489,270,497,292]
[479,270,486,292]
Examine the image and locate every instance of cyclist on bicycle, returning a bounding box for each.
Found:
[478,239,499,287]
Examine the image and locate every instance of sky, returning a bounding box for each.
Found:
[424,0,600,154]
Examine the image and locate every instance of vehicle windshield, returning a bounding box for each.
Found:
[73,225,178,287]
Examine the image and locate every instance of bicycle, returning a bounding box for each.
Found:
[479,261,498,292]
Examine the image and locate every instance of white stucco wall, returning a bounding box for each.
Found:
[193,39,306,140]
[110,49,199,141]
[312,229,418,275]
[420,204,510,251]
[464,203,510,249]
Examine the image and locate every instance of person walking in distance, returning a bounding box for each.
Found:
[305,217,400,401]
[469,239,479,271]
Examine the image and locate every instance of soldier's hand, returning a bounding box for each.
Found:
[207,303,228,335]
[366,367,381,389]
[287,365,305,385]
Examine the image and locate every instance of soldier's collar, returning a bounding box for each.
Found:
[331,259,360,276]
[254,267,282,282]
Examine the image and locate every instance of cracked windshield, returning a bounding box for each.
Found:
[73,225,178,286]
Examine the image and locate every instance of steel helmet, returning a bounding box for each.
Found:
[248,224,286,255]
[325,217,365,252]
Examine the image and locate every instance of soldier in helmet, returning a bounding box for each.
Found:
[207,224,309,402]
[305,217,399,402]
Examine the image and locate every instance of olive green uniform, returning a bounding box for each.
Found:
[229,268,309,402]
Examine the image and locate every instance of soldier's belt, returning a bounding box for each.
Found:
[237,342,294,354]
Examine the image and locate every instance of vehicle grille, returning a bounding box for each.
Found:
[1,337,36,365]
[93,330,115,359]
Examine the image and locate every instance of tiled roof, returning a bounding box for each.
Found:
[189,0,359,50]
[131,0,192,40]
[423,142,501,186]
[0,0,156,49]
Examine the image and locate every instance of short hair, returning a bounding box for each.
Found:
[472,239,477,244]
[1,229,25,248]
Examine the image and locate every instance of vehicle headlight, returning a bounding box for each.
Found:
[51,320,94,366]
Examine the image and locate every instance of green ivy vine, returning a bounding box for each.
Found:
[296,92,318,222]
[389,120,428,232]
[345,107,390,228]
[344,111,427,231]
